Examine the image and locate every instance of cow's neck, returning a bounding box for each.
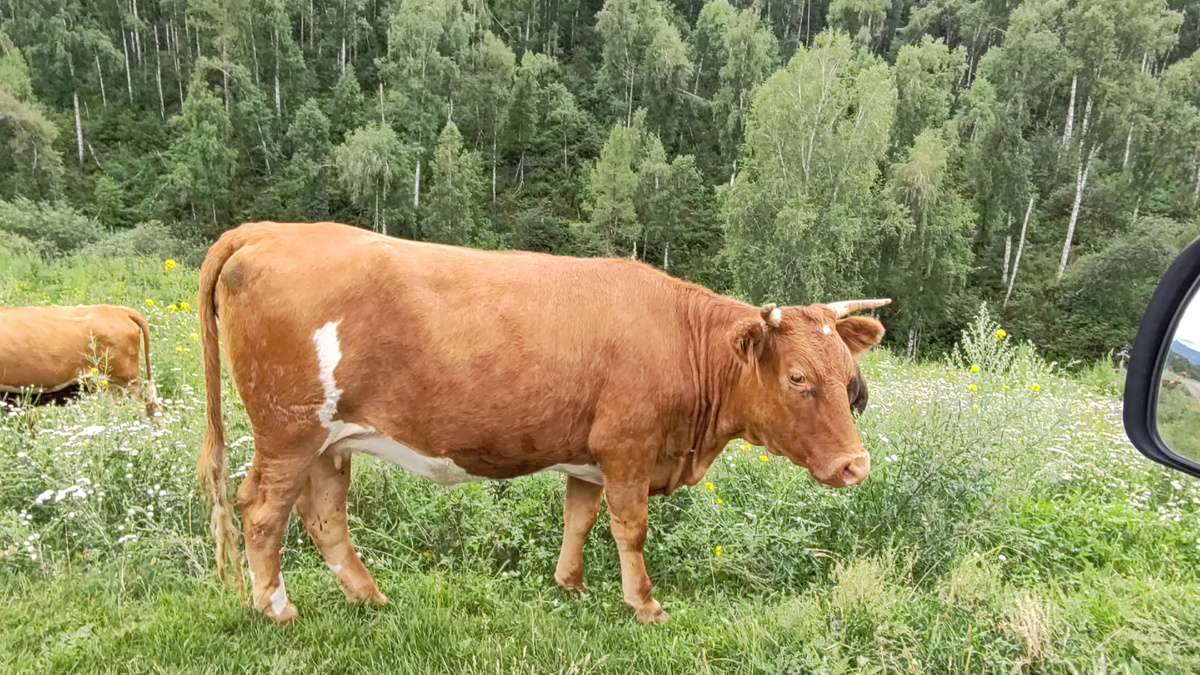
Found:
[665,291,757,492]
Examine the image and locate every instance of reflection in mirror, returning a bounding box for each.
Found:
[1158,293,1200,464]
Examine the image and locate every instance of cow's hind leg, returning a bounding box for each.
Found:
[237,442,316,624]
[294,452,387,605]
[554,476,604,592]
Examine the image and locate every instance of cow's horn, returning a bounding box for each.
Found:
[760,303,782,327]
[827,298,891,318]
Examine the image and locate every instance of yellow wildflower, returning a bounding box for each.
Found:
[89,367,97,374]
[973,404,979,410]
[190,332,199,341]
[968,384,977,392]
[145,299,155,306]
[164,259,177,269]
[715,546,723,557]
[716,498,723,504]
[169,304,179,312]
[997,329,1007,339]
[759,454,769,462]
[1031,383,1041,392]
[970,365,980,373]
[704,482,714,490]
[179,301,190,311]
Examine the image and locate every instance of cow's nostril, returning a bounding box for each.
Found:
[839,454,870,486]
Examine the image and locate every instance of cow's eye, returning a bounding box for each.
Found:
[788,374,806,386]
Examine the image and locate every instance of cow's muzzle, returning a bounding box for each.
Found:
[816,452,871,487]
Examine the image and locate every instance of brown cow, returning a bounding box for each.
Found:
[196,221,887,624]
[0,304,158,413]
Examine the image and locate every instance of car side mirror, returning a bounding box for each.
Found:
[1125,236,1200,478]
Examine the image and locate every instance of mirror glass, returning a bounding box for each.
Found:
[1157,293,1200,464]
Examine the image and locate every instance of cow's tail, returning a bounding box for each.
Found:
[196,232,245,598]
[130,310,160,417]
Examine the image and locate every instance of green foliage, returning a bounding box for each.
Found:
[333,122,411,236]
[0,197,102,255]
[582,121,642,256]
[164,71,237,236]
[77,221,192,263]
[425,121,489,247]
[1055,217,1200,361]
[725,30,898,305]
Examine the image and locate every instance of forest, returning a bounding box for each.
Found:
[1,0,1199,362]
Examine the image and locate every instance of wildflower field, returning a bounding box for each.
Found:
[3,252,1200,674]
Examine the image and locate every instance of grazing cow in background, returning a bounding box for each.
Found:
[197,221,888,625]
[0,305,158,414]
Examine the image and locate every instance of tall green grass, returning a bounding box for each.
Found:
[2,251,1200,673]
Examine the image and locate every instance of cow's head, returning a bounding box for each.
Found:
[730,299,887,488]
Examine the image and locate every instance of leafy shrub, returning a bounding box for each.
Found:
[78,221,195,262]
[0,198,103,255]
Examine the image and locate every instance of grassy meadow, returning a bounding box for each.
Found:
[3,250,1200,674]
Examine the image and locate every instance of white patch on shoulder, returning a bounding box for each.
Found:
[547,463,604,485]
[320,422,488,485]
[327,563,342,575]
[271,573,288,616]
[822,324,832,335]
[313,321,344,427]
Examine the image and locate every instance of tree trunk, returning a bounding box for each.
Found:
[1123,124,1133,170]
[250,25,261,86]
[1057,145,1098,283]
[626,70,634,128]
[123,32,134,105]
[413,158,421,208]
[1002,225,1012,284]
[274,27,281,121]
[95,54,107,107]
[1005,195,1035,307]
[663,240,669,271]
[154,26,165,118]
[492,131,497,203]
[73,88,84,163]
[68,55,83,163]
[1062,74,1076,146]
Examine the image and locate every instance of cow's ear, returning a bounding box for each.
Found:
[836,316,885,355]
[730,319,769,365]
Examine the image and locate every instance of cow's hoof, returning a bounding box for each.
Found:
[554,572,586,593]
[266,602,299,625]
[634,602,668,624]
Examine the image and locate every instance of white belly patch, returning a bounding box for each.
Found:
[320,422,487,485]
[0,380,78,394]
[547,463,604,485]
[318,422,603,486]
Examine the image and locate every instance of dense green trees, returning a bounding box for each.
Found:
[1,0,1199,363]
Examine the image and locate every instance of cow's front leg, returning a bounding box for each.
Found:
[554,476,604,592]
[604,480,667,624]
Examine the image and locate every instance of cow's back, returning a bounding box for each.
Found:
[0,305,143,390]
